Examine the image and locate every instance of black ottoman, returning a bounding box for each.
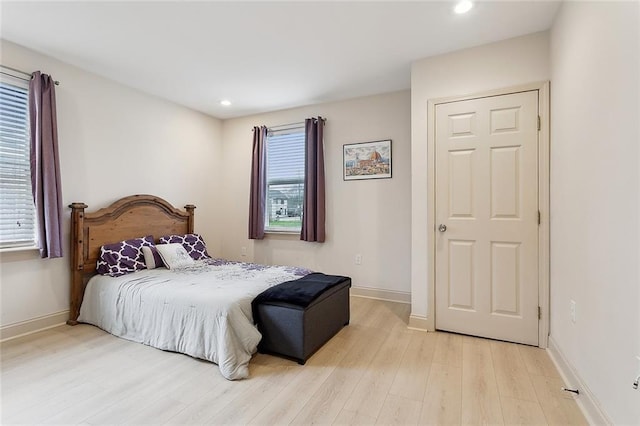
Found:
[254,277,350,364]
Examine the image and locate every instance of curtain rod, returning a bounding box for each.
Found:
[0,65,60,86]
[268,125,303,134]
[268,121,305,132]
[253,117,326,132]
[271,117,326,129]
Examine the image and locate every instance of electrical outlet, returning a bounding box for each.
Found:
[241,246,247,257]
[355,254,362,265]
[570,300,576,323]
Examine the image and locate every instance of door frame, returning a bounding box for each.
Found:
[425,82,550,348]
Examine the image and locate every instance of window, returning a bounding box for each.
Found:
[0,75,36,249]
[265,125,305,233]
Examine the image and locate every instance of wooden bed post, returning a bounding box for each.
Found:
[184,204,196,234]
[68,202,88,325]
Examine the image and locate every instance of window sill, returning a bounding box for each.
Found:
[265,230,300,237]
[0,245,39,254]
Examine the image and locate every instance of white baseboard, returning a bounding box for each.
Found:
[0,310,69,342]
[408,314,430,331]
[547,336,612,426]
[350,286,411,304]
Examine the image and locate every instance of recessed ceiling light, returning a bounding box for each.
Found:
[220,100,231,106]
[454,0,473,14]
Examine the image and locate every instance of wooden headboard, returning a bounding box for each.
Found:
[67,194,195,325]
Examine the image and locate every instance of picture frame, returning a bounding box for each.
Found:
[343,139,392,180]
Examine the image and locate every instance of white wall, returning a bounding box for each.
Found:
[0,40,223,328]
[410,32,550,322]
[550,2,639,424]
[221,91,411,300]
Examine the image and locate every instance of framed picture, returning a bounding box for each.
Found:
[343,139,392,180]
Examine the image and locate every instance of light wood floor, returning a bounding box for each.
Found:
[1,297,586,425]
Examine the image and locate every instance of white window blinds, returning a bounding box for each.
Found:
[0,76,36,248]
[265,126,305,232]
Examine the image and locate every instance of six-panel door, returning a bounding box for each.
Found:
[435,90,539,346]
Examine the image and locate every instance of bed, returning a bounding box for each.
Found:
[67,194,323,380]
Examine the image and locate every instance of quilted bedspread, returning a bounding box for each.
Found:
[78,259,310,380]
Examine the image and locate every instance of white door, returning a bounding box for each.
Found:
[435,91,539,345]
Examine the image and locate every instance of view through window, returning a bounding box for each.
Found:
[265,125,305,232]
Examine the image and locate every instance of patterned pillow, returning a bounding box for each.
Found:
[96,236,154,277]
[142,245,164,269]
[158,233,210,260]
[155,243,195,269]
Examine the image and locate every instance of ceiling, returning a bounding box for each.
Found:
[0,1,560,119]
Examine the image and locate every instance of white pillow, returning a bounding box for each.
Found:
[155,243,195,269]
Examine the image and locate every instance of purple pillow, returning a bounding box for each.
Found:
[158,233,210,260]
[96,235,155,277]
[142,245,165,269]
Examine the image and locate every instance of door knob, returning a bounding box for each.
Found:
[438,224,447,232]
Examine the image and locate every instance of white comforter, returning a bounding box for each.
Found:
[78,259,309,380]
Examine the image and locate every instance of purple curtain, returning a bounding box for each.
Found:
[248,126,267,239]
[29,71,63,258]
[301,117,325,242]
